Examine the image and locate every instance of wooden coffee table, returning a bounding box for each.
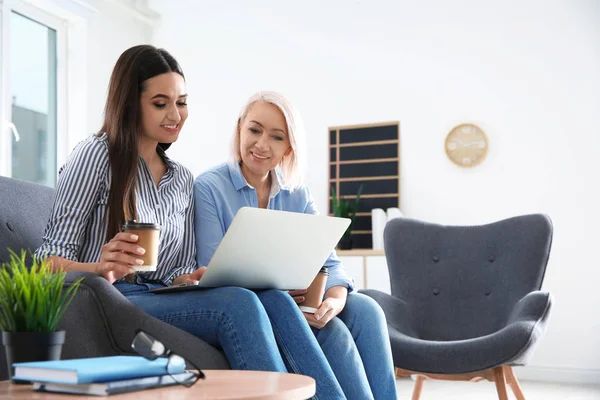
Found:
[0,370,316,399]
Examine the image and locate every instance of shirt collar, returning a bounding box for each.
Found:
[228,161,289,198]
[157,146,178,172]
[137,145,178,175]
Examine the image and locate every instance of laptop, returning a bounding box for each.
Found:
[149,207,350,293]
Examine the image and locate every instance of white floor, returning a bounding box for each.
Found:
[395,377,600,399]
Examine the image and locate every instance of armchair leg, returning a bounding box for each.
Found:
[493,366,509,400]
[396,367,412,377]
[396,364,525,400]
[505,366,526,400]
[411,375,426,400]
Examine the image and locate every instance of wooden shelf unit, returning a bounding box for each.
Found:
[329,121,400,249]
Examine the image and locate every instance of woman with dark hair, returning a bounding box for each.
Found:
[35,45,346,399]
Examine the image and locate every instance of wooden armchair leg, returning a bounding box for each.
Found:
[396,367,412,377]
[493,366,509,400]
[505,366,526,400]
[412,375,426,400]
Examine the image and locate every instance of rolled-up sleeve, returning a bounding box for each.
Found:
[302,187,355,293]
[164,171,198,283]
[35,139,106,262]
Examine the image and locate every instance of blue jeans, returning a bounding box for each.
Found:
[114,282,345,400]
[313,293,398,400]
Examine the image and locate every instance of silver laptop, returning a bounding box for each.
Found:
[150,207,350,293]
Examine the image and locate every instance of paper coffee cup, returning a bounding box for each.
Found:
[122,221,160,272]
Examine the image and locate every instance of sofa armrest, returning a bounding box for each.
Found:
[507,291,553,326]
[60,272,230,369]
[359,289,418,337]
[64,270,94,284]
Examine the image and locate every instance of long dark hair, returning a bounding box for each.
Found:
[99,45,185,241]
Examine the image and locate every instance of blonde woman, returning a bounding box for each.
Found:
[194,91,397,400]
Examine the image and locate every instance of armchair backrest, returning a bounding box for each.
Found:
[383,214,552,341]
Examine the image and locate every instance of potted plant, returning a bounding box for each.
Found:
[331,185,363,250]
[0,250,82,381]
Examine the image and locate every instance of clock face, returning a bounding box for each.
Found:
[445,123,488,167]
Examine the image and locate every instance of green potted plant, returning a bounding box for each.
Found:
[0,250,82,381]
[331,185,363,250]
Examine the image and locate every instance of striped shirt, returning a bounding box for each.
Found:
[35,134,197,284]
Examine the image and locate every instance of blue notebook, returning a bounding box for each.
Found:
[13,356,185,384]
[32,372,195,396]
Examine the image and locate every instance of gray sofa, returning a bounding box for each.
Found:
[0,176,230,380]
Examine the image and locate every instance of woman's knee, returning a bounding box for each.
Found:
[257,289,297,307]
[342,293,387,326]
[187,287,270,326]
[216,286,256,300]
[315,317,354,346]
[218,287,265,314]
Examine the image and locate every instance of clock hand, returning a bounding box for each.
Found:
[450,138,467,146]
[463,141,486,148]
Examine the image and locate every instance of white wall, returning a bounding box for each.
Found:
[81,0,153,138]
[150,0,600,380]
[23,0,154,144]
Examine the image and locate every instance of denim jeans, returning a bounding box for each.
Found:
[313,293,398,400]
[114,281,346,400]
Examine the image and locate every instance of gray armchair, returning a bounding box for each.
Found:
[0,176,230,380]
[361,214,553,400]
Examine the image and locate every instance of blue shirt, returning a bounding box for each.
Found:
[35,134,198,284]
[194,162,355,293]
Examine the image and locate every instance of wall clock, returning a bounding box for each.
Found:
[445,123,488,167]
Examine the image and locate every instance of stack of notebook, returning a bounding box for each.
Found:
[13,356,193,396]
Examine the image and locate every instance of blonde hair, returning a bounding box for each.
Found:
[231,91,306,190]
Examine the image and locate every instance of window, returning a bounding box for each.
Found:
[1,1,67,187]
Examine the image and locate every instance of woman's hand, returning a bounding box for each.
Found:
[97,232,145,283]
[303,286,348,329]
[288,289,308,304]
[289,288,344,328]
[172,266,207,286]
[304,297,346,329]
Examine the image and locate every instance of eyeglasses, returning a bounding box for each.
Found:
[131,329,205,387]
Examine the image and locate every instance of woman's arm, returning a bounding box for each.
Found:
[302,187,355,293]
[193,176,226,268]
[35,139,106,262]
[166,172,203,285]
[299,187,355,328]
[46,232,144,282]
[35,138,142,282]
[46,256,98,274]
